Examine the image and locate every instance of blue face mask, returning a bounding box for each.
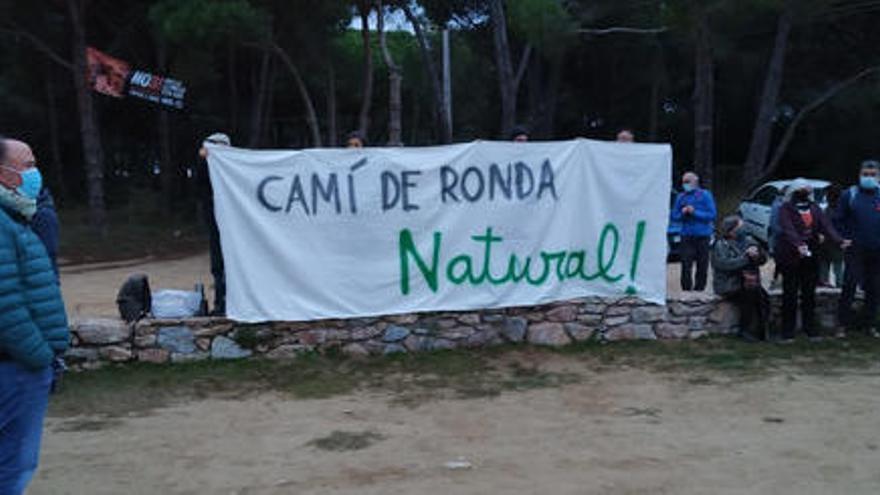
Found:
[860,175,879,190]
[17,168,43,200]
[682,182,696,193]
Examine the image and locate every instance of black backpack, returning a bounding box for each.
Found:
[116,273,152,323]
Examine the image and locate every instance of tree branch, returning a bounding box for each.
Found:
[578,26,668,35]
[0,25,74,71]
[756,65,880,186]
[513,44,532,92]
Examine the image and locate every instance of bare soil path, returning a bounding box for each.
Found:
[28,347,880,495]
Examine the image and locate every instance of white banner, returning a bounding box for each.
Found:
[207,139,672,323]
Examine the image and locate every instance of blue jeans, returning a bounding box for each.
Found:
[0,361,52,495]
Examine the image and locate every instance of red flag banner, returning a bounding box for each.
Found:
[86,47,131,98]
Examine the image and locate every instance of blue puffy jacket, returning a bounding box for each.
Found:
[0,206,69,369]
[670,188,717,238]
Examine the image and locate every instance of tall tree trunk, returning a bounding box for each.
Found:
[261,65,276,145]
[490,0,516,137]
[44,64,66,203]
[248,49,271,147]
[156,34,175,212]
[649,42,664,141]
[401,4,451,143]
[489,0,531,138]
[327,66,338,146]
[357,2,374,138]
[227,40,239,136]
[272,43,322,147]
[692,6,714,187]
[377,0,403,146]
[742,3,794,184]
[67,0,106,232]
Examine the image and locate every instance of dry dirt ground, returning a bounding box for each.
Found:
[28,345,880,495]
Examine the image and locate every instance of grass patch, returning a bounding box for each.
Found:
[50,336,880,418]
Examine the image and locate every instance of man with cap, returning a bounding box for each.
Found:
[0,137,69,494]
[776,178,847,341]
[834,160,880,338]
[670,171,717,291]
[711,215,769,341]
[197,133,231,316]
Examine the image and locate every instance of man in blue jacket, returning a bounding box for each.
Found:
[0,138,70,495]
[671,171,717,291]
[835,160,880,338]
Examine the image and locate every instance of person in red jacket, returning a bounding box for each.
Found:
[775,178,849,342]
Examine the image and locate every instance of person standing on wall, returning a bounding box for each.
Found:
[835,160,880,338]
[775,178,847,342]
[615,128,635,143]
[0,137,70,495]
[197,133,231,316]
[670,171,717,291]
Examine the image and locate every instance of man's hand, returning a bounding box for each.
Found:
[842,239,853,249]
[798,244,811,257]
[817,233,825,244]
[746,246,759,258]
[682,205,695,215]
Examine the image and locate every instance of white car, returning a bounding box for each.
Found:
[737,179,830,244]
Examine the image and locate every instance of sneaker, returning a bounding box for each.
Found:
[835,329,847,339]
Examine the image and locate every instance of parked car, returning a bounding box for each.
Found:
[737,179,830,245]
[667,189,682,261]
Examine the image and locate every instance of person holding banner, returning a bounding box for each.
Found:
[671,172,717,292]
[198,133,231,316]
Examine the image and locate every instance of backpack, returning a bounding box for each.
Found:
[116,273,152,323]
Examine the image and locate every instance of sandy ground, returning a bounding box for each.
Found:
[30,366,880,495]
[59,252,782,318]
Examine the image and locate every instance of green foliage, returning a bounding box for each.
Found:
[149,0,269,44]
[507,0,576,51]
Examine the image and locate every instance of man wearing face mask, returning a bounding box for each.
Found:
[670,171,717,291]
[834,160,880,338]
[776,178,846,342]
[711,215,769,341]
[0,138,70,494]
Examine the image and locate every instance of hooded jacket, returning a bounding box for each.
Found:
[0,205,69,369]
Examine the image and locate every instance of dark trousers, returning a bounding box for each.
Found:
[729,287,770,340]
[781,257,819,339]
[680,236,710,291]
[205,203,226,313]
[838,247,880,329]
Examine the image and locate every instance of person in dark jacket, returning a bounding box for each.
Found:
[711,216,769,341]
[775,178,847,342]
[670,171,717,291]
[31,188,60,280]
[0,138,69,494]
[197,132,231,316]
[834,160,880,338]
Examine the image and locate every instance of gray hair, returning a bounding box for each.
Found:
[682,171,699,183]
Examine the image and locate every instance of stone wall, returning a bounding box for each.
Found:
[65,290,845,370]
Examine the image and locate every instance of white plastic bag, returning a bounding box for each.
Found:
[151,289,202,319]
